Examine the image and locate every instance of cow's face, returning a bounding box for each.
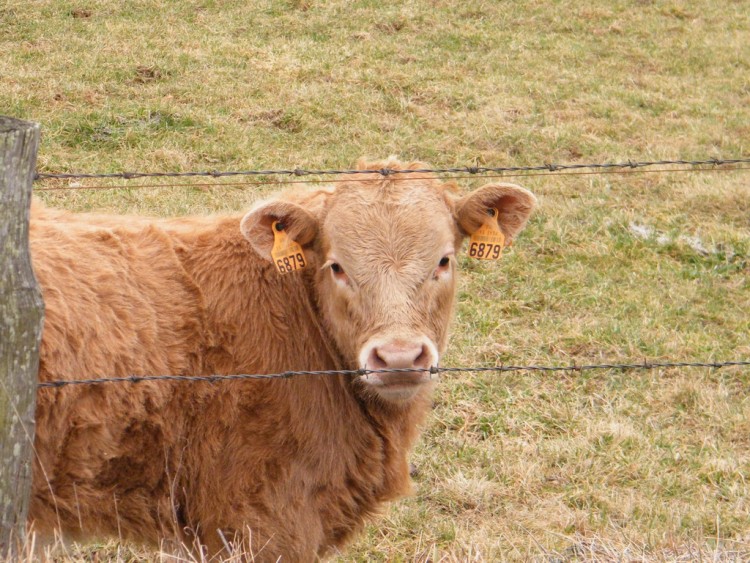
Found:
[241,160,535,403]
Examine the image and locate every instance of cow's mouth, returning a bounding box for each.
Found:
[358,369,436,401]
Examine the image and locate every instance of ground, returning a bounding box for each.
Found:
[1,0,748,560]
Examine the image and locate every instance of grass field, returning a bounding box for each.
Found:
[2,0,750,560]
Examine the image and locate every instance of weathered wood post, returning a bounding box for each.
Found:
[0,117,44,557]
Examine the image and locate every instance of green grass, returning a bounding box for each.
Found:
[2,0,749,560]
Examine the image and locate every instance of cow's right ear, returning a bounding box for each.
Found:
[455,182,537,242]
[240,200,319,261]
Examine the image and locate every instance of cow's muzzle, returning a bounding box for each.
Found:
[358,336,438,401]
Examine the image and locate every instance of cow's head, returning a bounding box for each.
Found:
[241,159,536,403]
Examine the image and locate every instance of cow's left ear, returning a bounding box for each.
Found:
[455,183,537,241]
[240,200,319,261]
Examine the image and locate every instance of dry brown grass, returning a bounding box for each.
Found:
[2,0,749,560]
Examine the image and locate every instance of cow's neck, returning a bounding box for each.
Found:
[169,215,338,375]
[174,215,431,508]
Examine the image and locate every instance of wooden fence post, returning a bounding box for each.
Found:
[0,117,44,557]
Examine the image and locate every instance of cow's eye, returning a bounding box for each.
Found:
[434,255,452,279]
[329,262,349,284]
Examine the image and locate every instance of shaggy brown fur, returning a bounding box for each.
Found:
[28,159,535,561]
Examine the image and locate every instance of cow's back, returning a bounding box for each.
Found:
[32,214,206,381]
[28,207,208,543]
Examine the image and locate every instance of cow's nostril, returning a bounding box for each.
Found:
[367,347,389,370]
[414,345,431,369]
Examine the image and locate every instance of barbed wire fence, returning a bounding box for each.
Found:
[29,154,750,389]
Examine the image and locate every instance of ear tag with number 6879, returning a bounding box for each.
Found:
[468,208,506,260]
[271,221,307,274]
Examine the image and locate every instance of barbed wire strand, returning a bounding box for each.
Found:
[37,359,750,388]
[33,165,750,193]
[34,157,750,184]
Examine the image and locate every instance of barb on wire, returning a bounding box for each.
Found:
[33,157,750,182]
[37,359,750,389]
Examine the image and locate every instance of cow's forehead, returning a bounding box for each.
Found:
[322,181,457,268]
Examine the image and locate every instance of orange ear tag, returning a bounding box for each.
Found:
[468,208,506,260]
[271,221,307,274]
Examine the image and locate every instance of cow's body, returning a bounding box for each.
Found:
[28,160,535,560]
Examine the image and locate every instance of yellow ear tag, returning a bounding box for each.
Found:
[271,221,307,274]
[468,208,506,260]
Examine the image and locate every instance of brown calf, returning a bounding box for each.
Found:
[29,159,535,560]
